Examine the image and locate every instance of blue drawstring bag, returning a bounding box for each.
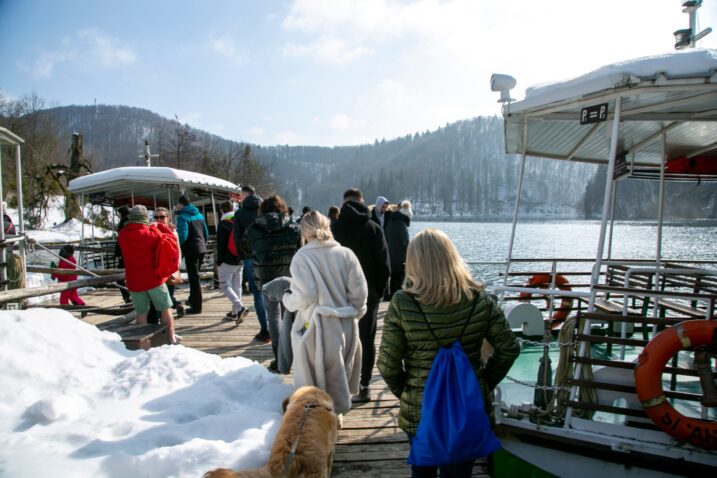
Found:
[407,295,501,466]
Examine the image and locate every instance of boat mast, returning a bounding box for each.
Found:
[139,140,160,167]
[674,1,711,49]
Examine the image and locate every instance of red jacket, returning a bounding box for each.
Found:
[118,222,173,292]
[52,255,78,283]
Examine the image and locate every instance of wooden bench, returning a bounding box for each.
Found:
[593,298,642,316]
[101,323,170,350]
[657,298,713,319]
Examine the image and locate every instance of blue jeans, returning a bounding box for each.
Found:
[244,259,268,332]
[407,435,475,478]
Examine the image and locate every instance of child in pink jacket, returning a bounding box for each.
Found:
[51,245,86,305]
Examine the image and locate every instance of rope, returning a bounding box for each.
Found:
[501,316,597,423]
[6,253,26,289]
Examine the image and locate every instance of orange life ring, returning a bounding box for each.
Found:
[634,320,717,449]
[518,274,573,322]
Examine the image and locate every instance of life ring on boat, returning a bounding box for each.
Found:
[665,155,717,175]
[634,320,717,450]
[518,274,573,322]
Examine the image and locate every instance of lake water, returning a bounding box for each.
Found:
[409,220,717,285]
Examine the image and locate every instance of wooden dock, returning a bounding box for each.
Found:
[79,284,490,477]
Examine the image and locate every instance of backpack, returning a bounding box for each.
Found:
[407,293,501,466]
[227,224,239,257]
[153,227,180,279]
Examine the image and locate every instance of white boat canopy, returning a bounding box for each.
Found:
[68,166,241,207]
[502,48,717,175]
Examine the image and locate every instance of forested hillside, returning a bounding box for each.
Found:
[4,102,714,221]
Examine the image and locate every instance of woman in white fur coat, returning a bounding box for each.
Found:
[283,211,368,414]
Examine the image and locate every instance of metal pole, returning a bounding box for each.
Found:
[210,191,219,287]
[0,146,6,292]
[15,144,24,234]
[606,180,617,260]
[566,97,622,427]
[80,193,85,243]
[501,152,527,304]
[590,97,622,292]
[652,133,668,332]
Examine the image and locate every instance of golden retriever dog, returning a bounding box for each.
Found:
[204,386,339,478]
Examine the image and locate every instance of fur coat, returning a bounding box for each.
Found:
[283,239,368,413]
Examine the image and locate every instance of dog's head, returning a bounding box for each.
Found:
[282,386,334,414]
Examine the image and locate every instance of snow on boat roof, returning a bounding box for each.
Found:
[501,49,717,169]
[68,166,240,202]
[511,49,717,112]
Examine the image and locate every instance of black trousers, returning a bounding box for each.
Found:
[389,263,405,300]
[185,253,204,312]
[358,289,381,387]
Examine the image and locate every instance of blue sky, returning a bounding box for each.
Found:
[1,0,716,147]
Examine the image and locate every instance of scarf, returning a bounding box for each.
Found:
[126,214,150,225]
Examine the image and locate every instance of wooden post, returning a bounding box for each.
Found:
[64,133,82,221]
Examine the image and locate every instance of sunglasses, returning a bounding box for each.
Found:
[155,215,167,219]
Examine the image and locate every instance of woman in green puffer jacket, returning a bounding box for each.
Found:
[377,228,519,478]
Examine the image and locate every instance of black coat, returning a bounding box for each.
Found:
[232,194,261,260]
[242,212,301,284]
[216,214,240,266]
[385,211,410,269]
[332,201,391,297]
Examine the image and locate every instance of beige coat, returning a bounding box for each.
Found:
[283,239,368,413]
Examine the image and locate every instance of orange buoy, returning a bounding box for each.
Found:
[518,274,573,323]
[634,320,717,449]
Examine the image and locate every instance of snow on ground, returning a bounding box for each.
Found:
[0,310,293,478]
[26,218,114,243]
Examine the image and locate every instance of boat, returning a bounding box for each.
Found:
[67,164,241,269]
[487,3,717,476]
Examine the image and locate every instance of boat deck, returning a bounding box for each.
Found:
[80,285,490,477]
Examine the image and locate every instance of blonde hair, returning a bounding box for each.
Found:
[404,228,482,307]
[300,210,333,242]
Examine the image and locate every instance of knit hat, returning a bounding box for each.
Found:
[178,195,190,206]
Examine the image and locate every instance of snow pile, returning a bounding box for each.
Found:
[0,310,292,477]
[27,218,114,244]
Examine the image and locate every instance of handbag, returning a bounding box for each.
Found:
[166,270,183,286]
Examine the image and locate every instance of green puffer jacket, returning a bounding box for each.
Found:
[377,289,520,434]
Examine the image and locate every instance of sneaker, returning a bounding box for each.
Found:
[254,330,271,344]
[172,334,183,345]
[224,311,237,321]
[175,304,185,318]
[185,308,201,315]
[352,386,371,403]
[236,306,250,325]
[267,360,279,374]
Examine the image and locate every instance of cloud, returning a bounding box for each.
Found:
[22,29,135,77]
[246,126,265,137]
[328,113,366,131]
[208,32,246,64]
[275,130,300,145]
[283,38,369,64]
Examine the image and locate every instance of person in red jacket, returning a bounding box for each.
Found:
[51,245,85,305]
[118,205,180,344]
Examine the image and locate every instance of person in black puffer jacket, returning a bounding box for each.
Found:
[331,187,390,402]
[233,185,269,342]
[385,200,413,299]
[242,194,302,367]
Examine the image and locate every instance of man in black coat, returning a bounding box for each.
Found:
[332,187,391,402]
[232,184,269,342]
